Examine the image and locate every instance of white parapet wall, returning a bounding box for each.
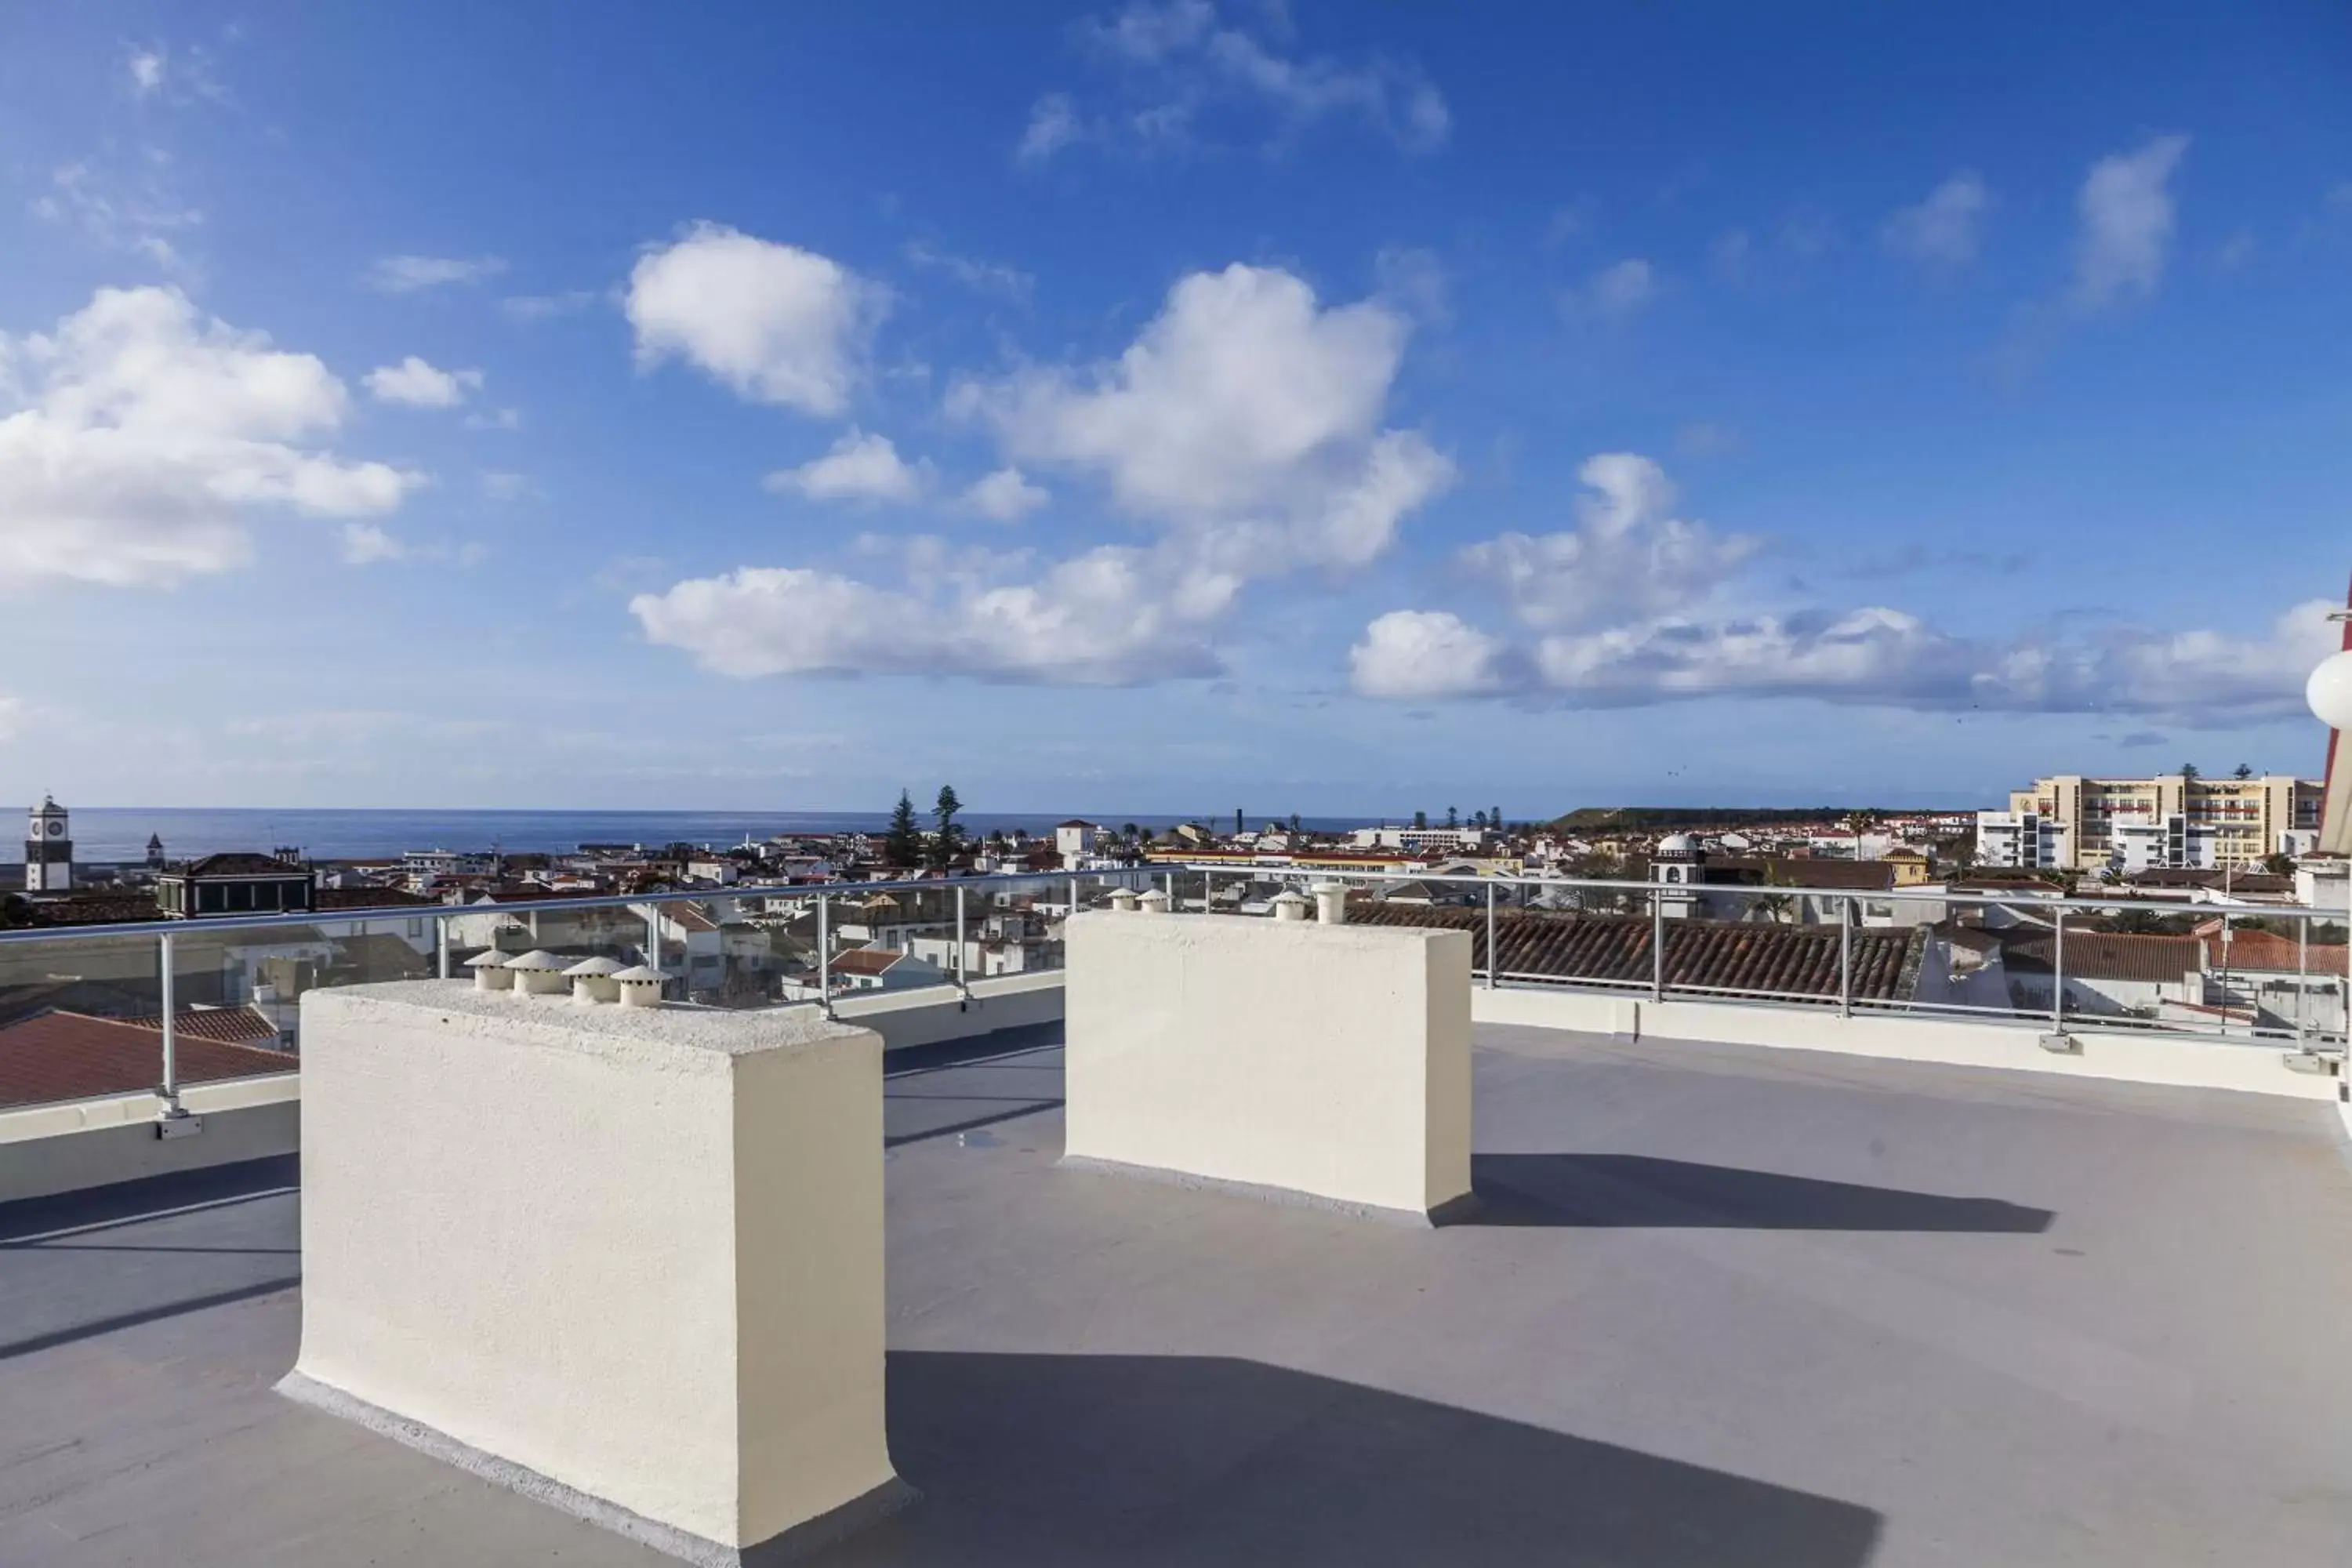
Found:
[0,1073,299,1205]
[285,982,909,1566]
[1472,984,2345,1102]
[1063,911,1474,1221]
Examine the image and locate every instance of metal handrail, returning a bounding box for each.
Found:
[0,866,1146,948]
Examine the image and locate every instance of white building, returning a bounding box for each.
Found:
[1975,810,2069,869]
[2107,814,2222,873]
[1350,826,1490,855]
[23,797,71,895]
[1054,820,1102,863]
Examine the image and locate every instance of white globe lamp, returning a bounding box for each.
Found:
[2307,649,2352,733]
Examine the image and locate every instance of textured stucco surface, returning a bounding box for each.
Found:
[1064,913,1472,1216]
[292,982,897,1553]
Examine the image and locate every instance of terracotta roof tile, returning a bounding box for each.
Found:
[0,1010,293,1110]
[2000,931,2198,984]
[1347,906,1922,1002]
[118,1007,282,1044]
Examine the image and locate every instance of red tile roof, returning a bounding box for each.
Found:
[2200,931,2351,976]
[118,1007,282,1044]
[1348,906,1922,1002]
[0,1011,294,1110]
[2000,932,2198,984]
[830,948,906,976]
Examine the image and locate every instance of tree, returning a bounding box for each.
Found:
[2180,762,2201,781]
[1472,809,1488,830]
[1446,806,1460,829]
[1120,822,1140,841]
[883,791,921,869]
[1414,809,1428,830]
[1490,808,1502,835]
[2233,763,2255,780]
[1289,811,1301,833]
[928,786,963,870]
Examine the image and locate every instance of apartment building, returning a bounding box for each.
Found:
[1974,810,2071,869]
[2006,773,2321,872]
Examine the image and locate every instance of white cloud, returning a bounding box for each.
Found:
[1883,172,1990,272]
[951,263,1450,568]
[0,286,417,590]
[1349,611,1510,699]
[1354,441,2332,722]
[2073,134,2189,310]
[128,49,167,96]
[340,521,487,568]
[1566,258,1656,323]
[364,356,482,408]
[1457,454,1760,630]
[641,262,1447,687]
[626,223,885,416]
[341,522,405,564]
[1353,599,2339,720]
[764,430,928,505]
[365,254,508,293]
[1017,94,1084,165]
[963,466,1050,521]
[1040,1,1448,159]
[34,158,202,270]
[632,543,1229,685]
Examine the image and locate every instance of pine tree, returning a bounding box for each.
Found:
[884,791,921,869]
[1446,805,1459,829]
[928,785,964,869]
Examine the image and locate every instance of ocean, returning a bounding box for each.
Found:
[25,808,1386,865]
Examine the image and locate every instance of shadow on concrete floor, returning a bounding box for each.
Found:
[0,1153,298,1244]
[812,1350,1882,1567]
[1468,1152,2053,1232]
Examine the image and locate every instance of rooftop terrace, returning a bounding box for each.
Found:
[6,1020,2350,1566]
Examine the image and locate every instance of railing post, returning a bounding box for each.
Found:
[646,906,661,976]
[1650,887,1665,1003]
[2051,908,2066,1030]
[817,893,834,1018]
[1485,880,1497,989]
[435,913,450,980]
[2296,914,2309,1048]
[1838,897,1853,1018]
[955,884,970,1003]
[158,930,182,1116]
[1204,869,1215,916]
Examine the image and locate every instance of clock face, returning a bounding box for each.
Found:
[46,821,61,836]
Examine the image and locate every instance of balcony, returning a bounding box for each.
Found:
[5,873,2352,1564]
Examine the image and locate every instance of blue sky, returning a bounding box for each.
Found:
[3,2,2350,818]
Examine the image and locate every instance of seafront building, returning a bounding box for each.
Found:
[1995,772,2321,873]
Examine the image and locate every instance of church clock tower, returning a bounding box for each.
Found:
[25,797,72,895]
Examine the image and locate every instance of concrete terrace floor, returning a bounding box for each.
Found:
[5,1022,2352,1566]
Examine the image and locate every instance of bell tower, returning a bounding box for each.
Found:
[25,796,71,896]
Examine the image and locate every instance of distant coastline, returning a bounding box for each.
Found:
[5,807,1388,865]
